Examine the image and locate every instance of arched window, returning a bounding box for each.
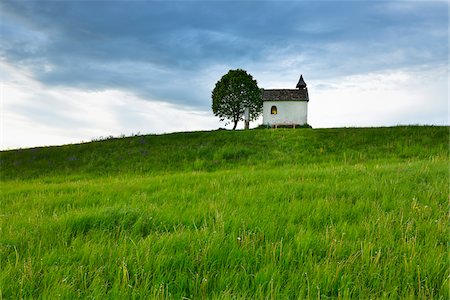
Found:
[271,105,277,115]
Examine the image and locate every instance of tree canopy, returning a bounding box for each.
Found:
[211,69,262,130]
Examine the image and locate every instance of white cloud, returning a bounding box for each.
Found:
[309,65,448,127]
[0,62,223,150]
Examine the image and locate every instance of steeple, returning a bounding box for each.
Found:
[296,74,307,89]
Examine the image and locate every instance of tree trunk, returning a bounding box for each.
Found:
[232,120,238,130]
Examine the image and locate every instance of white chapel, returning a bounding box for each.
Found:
[262,75,309,127]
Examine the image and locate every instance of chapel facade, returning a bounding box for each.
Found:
[262,75,309,127]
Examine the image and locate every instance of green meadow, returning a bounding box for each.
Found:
[0,126,448,299]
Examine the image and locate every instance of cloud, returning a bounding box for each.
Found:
[309,65,448,127]
[2,1,446,101]
[1,62,221,150]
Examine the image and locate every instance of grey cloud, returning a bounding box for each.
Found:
[1,0,447,109]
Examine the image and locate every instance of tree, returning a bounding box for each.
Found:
[212,69,262,130]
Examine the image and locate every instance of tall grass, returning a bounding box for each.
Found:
[0,126,448,298]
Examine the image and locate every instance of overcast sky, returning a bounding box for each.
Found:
[1,0,448,149]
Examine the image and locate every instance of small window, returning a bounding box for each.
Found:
[271,105,277,115]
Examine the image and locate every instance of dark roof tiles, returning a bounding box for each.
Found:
[262,89,308,101]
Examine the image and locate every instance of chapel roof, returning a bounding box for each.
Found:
[262,89,308,101]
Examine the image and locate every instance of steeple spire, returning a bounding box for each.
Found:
[296,74,307,89]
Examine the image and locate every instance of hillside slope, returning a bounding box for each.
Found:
[1,126,447,180]
[0,126,448,299]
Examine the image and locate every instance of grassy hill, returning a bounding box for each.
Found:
[0,126,448,298]
[1,126,447,180]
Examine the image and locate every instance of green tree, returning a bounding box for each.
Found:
[212,69,262,130]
